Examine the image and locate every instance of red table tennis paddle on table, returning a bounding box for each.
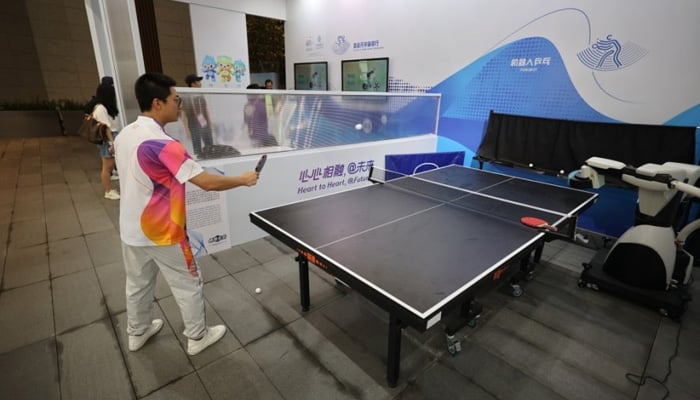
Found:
[520,216,558,232]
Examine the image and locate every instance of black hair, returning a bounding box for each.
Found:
[246,83,264,101]
[134,73,177,112]
[84,81,119,118]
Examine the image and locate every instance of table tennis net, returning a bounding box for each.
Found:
[370,167,564,228]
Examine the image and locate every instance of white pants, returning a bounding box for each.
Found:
[122,242,206,339]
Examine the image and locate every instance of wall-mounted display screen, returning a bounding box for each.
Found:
[341,57,389,92]
[294,62,328,90]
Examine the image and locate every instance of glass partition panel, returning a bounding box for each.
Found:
[168,89,440,160]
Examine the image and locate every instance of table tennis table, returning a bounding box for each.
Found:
[250,164,597,387]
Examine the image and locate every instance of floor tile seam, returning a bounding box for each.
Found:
[635,320,697,399]
[444,339,575,400]
[263,236,297,256]
[629,317,666,400]
[183,371,217,400]
[1,275,52,293]
[517,269,662,327]
[643,379,700,400]
[540,245,565,263]
[5,215,49,247]
[152,267,297,343]
[238,244,279,267]
[228,257,329,302]
[47,271,65,398]
[201,273,306,349]
[211,345,286,400]
[226,271,305,330]
[487,311,648,389]
[391,357,443,395]
[6,169,50,251]
[502,296,656,370]
[47,260,96,281]
[278,323,374,398]
[106,305,160,399]
[209,252,258,273]
[139,366,211,399]
[0,240,8,295]
[219,261,262,276]
[52,266,112,337]
[54,313,113,336]
[159,290,246,355]
[471,322,634,399]
[547,258,589,274]
[177,316,293,395]
[506,282,648,336]
[399,326,445,360]
[90,256,150,400]
[296,299,390,374]
[0,147,20,257]
[429,360,500,399]
[0,333,58,357]
[533,260,581,280]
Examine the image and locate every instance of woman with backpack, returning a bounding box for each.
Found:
[85,77,121,200]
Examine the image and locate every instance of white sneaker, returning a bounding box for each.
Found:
[128,319,164,351]
[110,174,119,181]
[104,190,120,200]
[187,325,226,356]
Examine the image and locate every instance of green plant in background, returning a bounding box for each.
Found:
[0,98,88,111]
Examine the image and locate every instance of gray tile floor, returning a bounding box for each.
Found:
[0,136,698,400]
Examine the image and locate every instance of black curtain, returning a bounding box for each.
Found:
[477,111,696,173]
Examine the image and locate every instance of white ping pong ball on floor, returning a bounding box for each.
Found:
[255,287,262,294]
[355,123,363,130]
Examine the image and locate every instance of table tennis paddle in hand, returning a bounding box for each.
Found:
[255,154,267,174]
[520,216,558,232]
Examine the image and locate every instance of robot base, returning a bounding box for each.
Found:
[579,249,692,321]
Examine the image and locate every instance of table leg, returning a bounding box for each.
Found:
[533,241,544,263]
[387,314,403,388]
[295,254,310,311]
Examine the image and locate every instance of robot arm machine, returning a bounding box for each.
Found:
[571,156,700,199]
[570,157,700,303]
[571,157,700,220]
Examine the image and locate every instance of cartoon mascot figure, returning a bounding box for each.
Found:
[201,55,216,82]
[217,55,234,83]
[233,60,247,83]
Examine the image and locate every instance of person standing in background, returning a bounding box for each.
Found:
[244,83,278,147]
[181,74,214,159]
[85,77,120,200]
[114,72,259,355]
[263,79,283,145]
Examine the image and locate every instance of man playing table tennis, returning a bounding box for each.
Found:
[114,72,259,355]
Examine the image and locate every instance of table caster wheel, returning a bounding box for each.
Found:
[524,270,536,281]
[446,334,461,355]
[511,284,523,297]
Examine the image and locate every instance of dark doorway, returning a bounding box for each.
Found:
[246,15,286,89]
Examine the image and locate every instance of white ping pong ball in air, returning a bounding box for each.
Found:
[528,163,534,167]
[255,287,262,294]
[355,123,362,130]
[560,170,565,175]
